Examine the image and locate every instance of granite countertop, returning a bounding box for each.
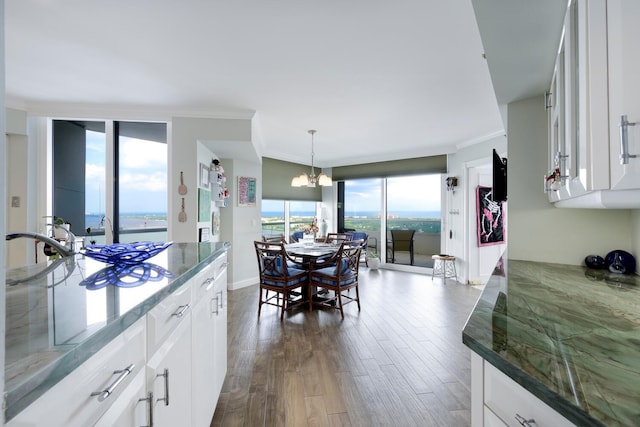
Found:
[463,257,640,427]
[4,241,230,422]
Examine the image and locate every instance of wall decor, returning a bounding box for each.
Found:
[476,186,505,246]
[199,163,210,190]
[198,188,211,222]
[212,212,220,235]
[238,176,257,207]
[199,227,211,242]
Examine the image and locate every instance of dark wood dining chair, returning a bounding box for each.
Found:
[254,241,308,320]
[389,229,416,265]
[325,232,353,244]
[308,239,363,319]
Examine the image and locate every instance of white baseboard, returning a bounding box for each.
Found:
[228,276,257,291]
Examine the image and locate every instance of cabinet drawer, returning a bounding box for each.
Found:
[484,363,575,427]
[147,281,192,355]
[484,406,508,427]
[8,317,146,427]
[193,252,227,301]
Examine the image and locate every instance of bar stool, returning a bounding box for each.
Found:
[431,255,457,281]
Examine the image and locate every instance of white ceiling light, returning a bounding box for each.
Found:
[291,130,333,188]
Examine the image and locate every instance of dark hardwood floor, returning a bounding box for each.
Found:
[211,267,481,427]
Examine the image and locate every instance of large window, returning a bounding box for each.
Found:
[343,174,442,269]
[53,120,167,244]
[261,200,319,240]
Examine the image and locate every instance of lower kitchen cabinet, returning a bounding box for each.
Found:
[93,369,147,427]
[192,253,227,426]
[146,311,192,427]
[7,317,146,427]
[7,252,228,427]
[471,352,576,427]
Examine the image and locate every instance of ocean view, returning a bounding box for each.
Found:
[85,213,167,231]
[262,210,441,219]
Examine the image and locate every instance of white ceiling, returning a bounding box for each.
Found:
[5,1,564,168]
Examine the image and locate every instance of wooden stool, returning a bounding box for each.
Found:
[431,255,457,281]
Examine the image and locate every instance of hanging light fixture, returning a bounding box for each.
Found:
[291,130,333,187]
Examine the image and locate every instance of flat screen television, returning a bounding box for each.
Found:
[492,149,507,202]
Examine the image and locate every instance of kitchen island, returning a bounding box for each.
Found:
[5,241,230,425]
[463,256,639,426]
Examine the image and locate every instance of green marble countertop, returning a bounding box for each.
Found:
[4,241,230,422]
[463,258,639,427]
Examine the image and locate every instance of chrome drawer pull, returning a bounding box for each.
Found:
[138,391,154,427]
[172,303,190,318]
[217,290,224,309]
[619,114,637,165]
[156,368,170,406]
[91,363,135,402]
[515,414,537,427]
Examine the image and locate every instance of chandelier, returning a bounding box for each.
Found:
[291,130,333,187]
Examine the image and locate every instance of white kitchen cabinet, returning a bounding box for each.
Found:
[192,253,228,426]
[607,0,640,189]
[93,369,147,427]
[7,317,146,427]
[146,313,192,427]
[547,0,640,207]
[470,352,576,427]
[146,282,193,427]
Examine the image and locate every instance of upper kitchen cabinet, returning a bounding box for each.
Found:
[608,0,640,190]
[546,0,640,207]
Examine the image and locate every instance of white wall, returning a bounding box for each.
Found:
[508,95,635,265]
[1,1,7,420]
[170,116,261,290]
[446,134,507,284]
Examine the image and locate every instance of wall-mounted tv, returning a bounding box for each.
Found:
[492,149,507,202]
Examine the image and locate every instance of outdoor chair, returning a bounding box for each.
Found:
[389,229,416,265]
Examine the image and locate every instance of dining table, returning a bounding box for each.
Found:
[285,241,340,266]
[285,242,341,306]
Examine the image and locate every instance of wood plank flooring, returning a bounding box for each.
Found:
[211,267,482,427]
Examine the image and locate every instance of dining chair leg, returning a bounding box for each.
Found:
[337,289,344,319]
[258,288,263,316]
[355,286,361,311]
[280,290,287,321]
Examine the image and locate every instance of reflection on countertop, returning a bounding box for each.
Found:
[463,257,639,427]
[4,241,230,422]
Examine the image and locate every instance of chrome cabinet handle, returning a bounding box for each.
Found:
[156,368,170,406]
[515,414,537,427]
[90,364,135,402]
[217,290,224,309]
[172,303,190,318]
[201,277,213,288]
[211,296,219,315]
[139,391,154,427]
[619,114,637,165]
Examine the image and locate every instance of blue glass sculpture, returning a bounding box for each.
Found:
[82,241,172,265]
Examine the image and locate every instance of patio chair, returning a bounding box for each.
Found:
[389,229,416,265]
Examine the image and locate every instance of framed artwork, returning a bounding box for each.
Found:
[198,188,211,222]
[212,212,220,235]
[238,176,257,207]
[199,163,210,189]
[476,186,505,246]
[199,227,211,242]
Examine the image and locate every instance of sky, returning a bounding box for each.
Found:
[85,130,168,214]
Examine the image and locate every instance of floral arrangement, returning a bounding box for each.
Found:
[301,217,319,235]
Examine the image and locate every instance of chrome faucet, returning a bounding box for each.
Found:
[6,229,77,257]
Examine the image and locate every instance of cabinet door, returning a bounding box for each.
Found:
[146,313,192,427]
[191,275,217,427]
[212,269,228,400]
[608,0,640,189]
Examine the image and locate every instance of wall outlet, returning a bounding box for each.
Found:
[11,196,20,208]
